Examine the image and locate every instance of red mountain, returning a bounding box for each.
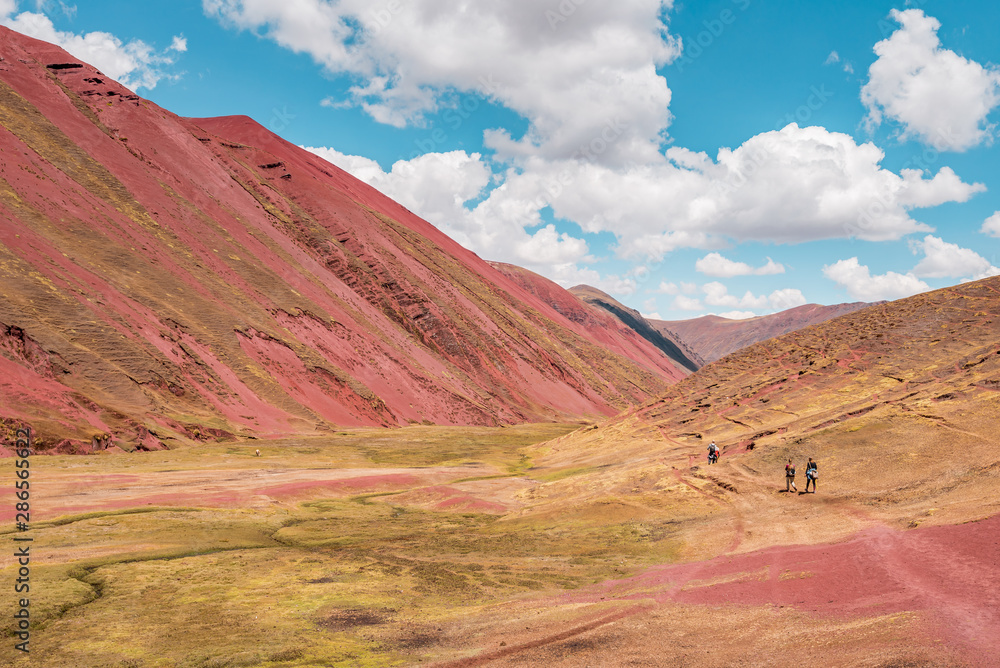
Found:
[652,302,876,363]
[489,264,694,378]
[567,284,704,372]
[0,28,677,452]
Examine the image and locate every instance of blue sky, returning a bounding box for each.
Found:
[4,0,1000,320]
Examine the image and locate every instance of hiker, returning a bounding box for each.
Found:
[805,458,817,493]
[707,441,719,464]
[255,449,260,457]
[785,459,797,492]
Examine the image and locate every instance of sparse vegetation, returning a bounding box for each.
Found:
[0,424,688,667]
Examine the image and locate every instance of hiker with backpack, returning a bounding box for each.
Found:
[785,459,797,492]
[707,441,719,464]
[805,458,817,493]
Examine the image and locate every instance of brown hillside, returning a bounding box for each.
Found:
[519,276,1000,561]
[483,278,1000,664]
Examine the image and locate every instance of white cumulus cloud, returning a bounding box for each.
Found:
[305,146,492,230]
[982,212,1000,238]
[825,49,853,74]
[2,10,185,90]
[654,281,698,295]
[672,295,704,311]
[702,282,806,311]
[641,298,661,320]
[769,288,809,310]
[716,310,758,320]
[703,282,768,310]
[305,145,593,277]
[911,235,999,279]
[695,252,784,277]
[556,265,638,296]
[283,6,988,297]
[823,258,930,301]
[206,0,681,166]
[309,122,985,288]
[862,9,1000,151]
[543,124,982,259]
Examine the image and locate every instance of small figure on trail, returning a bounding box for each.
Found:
[805,458,817,493]
[785,459,797,492]
[255,449,261,457]
[707,441,719,464]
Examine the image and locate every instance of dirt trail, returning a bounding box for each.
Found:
[449,514,1000,666]
[669,466,745,553]
[433,606,649,668]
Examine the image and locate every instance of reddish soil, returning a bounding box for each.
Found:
[431,516,998,667]
[482,277,1000,666]
[389,484,510,514]
[257,473,420,499]
[576,515,1000,661]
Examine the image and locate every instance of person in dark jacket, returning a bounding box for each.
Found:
[805,458,817,493]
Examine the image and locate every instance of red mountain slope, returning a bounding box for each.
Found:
[489,264,692,380]
[653,301,876,363]
[0,28,673,452]
[568,284,704,372]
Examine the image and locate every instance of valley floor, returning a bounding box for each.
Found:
[1,424,995,667]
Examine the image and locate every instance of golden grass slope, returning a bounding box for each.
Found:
[521,277,1000,558]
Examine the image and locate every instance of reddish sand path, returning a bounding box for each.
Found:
[563,513,1000,663]
[435,515,999,666]
[0,464,502,521]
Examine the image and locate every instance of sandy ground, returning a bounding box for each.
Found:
[2,424,997,666]
[429,515,999,667]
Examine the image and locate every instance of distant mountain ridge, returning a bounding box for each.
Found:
[653,302,878,363]
[0,27,681,452]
